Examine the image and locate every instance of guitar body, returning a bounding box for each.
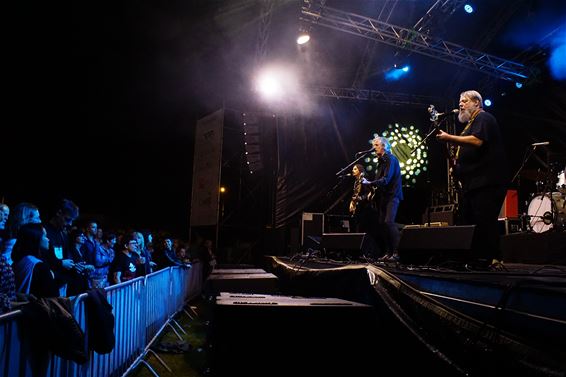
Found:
[349,184,375,216]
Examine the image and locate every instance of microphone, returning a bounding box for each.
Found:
[532,142,550,146]
[436,109,459,116]
[355,147,374,156]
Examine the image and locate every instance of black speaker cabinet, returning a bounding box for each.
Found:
[320,232,366,250]
[211,293,376,376]
[301,212,324,247]
[398,225,476,264]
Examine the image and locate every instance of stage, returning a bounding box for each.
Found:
[206,228,566,376]
[255,254,566,376]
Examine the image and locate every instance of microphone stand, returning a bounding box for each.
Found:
[335,151,373,177]
[510,144,539,184]
[410,116,448,155]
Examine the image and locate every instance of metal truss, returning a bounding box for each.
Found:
[310,86,446,107]
[412,0,467,36]
[351,1,398,88]
[255,0,276,67]
[300,3,532,82]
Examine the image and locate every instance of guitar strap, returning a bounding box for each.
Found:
[455,109,483,160]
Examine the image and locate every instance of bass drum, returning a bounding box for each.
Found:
[527,192,566,233]
[557,169,566,194]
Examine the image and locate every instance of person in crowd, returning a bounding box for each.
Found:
[176,246,191,263]
[436,90,508,266]
[202,239,217,278]
[154,238,186,269]
[0,204,16,313]
[43,198,78,296]
[67,229,95,296]
[132,231,154,276]
[0,250,15,313]
[0,203,16,312]
[361,137,403,262]
[81,221,100,267]
[90,232,116,288]
[0,204,9,233]
[12,223,59,297]
[7,203,42,264]
[110,234,138,284]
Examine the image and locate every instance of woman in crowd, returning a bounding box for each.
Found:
[12,223,58,297]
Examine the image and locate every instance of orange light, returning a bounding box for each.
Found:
[220,186,226,193]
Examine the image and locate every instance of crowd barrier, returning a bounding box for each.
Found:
[0,263,203,377]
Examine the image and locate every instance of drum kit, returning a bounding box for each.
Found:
[525,165,566,233]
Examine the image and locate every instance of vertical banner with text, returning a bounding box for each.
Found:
[190,109,224,226]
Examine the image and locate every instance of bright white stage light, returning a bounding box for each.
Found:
[256,75,282,99]
[254,65,301,104]
[297,33,310,45]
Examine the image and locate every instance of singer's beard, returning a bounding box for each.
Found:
[458,109,472,123]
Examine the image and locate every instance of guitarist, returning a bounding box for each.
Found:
[349,164,373,231]
[436,90,508,267]
[361,137,403,262]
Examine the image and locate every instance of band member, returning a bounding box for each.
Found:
[436,90,508,266]
[349,164,373,233]
[362,137,403,261]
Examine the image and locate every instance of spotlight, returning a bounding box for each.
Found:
[297,33,310,45]
[464,4,474,13]
[515,82,523,89]
[484,99,492,107]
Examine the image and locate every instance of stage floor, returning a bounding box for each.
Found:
[260,254,566,376]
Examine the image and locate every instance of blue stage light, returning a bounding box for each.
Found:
[484,99,492,107]
[464,4,474,14]
[515,82,523,89]
[385,65,410,81]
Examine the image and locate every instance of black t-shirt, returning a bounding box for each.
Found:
[44,223,72,288]
[110,251,136,283]
[454,111,508,192]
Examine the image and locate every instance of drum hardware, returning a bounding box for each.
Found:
[526,192,566,233]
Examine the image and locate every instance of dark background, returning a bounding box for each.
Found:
[3,0,565,240]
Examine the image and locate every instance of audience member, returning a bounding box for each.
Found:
[12,223,59,297]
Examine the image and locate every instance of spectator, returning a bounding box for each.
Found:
[110,234,138,284]
[90,232,116,288]
[44,198,78,296]
[12,223,59,297]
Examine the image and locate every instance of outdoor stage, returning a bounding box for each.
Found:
[207,228,566,376]
[259,252,566,377]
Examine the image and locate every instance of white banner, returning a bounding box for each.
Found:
[190,109,224,226]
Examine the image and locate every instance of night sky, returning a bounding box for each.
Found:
[3,1,566,238]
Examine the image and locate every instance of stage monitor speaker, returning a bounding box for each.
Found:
[321,232,366,250]
[398,225,476,264]
[301,212,324,247]
[320,232,376,258]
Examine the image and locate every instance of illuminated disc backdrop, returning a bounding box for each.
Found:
[364,123,428,186]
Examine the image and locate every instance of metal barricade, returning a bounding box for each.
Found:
[0,264,201,377]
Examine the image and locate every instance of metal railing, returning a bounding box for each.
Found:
[0,264,203,377]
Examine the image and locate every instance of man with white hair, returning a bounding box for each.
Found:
[362,136,403,261]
